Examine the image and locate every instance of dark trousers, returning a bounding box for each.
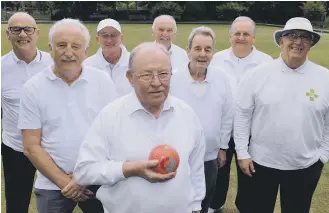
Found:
[35,185,103,213]
[247,160,324,213]
[201,159,219,213]
[1,142,36,213]
[210,138,252,212]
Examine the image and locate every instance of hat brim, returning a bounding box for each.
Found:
[273,29,321,47]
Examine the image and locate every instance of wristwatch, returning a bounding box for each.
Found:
[220,148,227,151]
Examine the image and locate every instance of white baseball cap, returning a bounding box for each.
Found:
[273,17,321,47]
[97,18,121,33]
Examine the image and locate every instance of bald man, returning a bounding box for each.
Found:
[152,15,189,70]
[1,12,52,213]
[73,42,206,213]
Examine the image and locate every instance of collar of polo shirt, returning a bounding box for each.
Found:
[46,65,90,82]
[185,62,211,84]
[225,46,258,65]
[12,49,42,64]
[128,92,174,115]
[154,40,173,55]
[279,53,308,74]
[97,44,129,69]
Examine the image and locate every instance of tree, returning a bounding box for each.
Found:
[324,16,329,28]
[302,1,327,26]
[72,1,98,20]
[11,1,21,11]
[97,2,115,14]
[116,2,128,10]
[150,2,184,20]
[204,2,220,20]
[182,2,207,21]
[216,2,250,21]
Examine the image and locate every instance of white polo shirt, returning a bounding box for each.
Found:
[74,92,206,213]
[1,50,53,152]
[83,45,133,96]
[171,63,233,161]
[17,66,118,190]
[234,56,329,170]
[210,47,273,99]
[155,42,189,71]
[169,44,189,70]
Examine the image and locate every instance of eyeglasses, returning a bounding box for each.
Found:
[8,26,37,35]
[133,71,172,82]
[282,32,312,42]
[98,33,121,39]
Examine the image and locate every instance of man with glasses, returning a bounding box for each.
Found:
[83,18,132,96]
[170,26,233,213]
[73,42,206,213]
[1,12,52,213]
[208,16,272,213]
[234,17,328,213]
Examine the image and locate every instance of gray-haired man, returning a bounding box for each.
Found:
[170,26,233,213]
[18,18,118,213]
[209,16,273,213]
[152,15,189,70]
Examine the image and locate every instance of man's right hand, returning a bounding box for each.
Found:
[61,177,83,200]
[123,160,176,183]
[238,158,255,177]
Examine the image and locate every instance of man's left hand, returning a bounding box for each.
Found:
[218,150,227,168]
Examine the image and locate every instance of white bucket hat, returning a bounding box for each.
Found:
[273,17,321,47]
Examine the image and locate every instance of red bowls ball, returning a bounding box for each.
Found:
[149,144,180,174]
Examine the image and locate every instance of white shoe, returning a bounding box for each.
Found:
[208,208,215,213]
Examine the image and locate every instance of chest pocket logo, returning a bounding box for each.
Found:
[306,89,319,101]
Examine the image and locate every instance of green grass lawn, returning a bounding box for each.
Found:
[1,23,329,213]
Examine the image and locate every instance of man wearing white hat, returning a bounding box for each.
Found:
[234,17,328,213]
[83,18,132,96]
[152,15,189,71]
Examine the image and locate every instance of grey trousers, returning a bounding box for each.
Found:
[34,187,104,213]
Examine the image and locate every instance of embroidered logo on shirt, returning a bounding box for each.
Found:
[306,89,318,101]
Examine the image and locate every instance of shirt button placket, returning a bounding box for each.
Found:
[23,63,31,80]
[68,87,74,108]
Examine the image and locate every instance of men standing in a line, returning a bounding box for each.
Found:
[18,18,118,213]
[83,18,132,96]
[1,12,53,213]
[152,15,189,70]
[170,26,233,213]
[208,16,273,213]
[234,17,328,213]
[73,42,206,213]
